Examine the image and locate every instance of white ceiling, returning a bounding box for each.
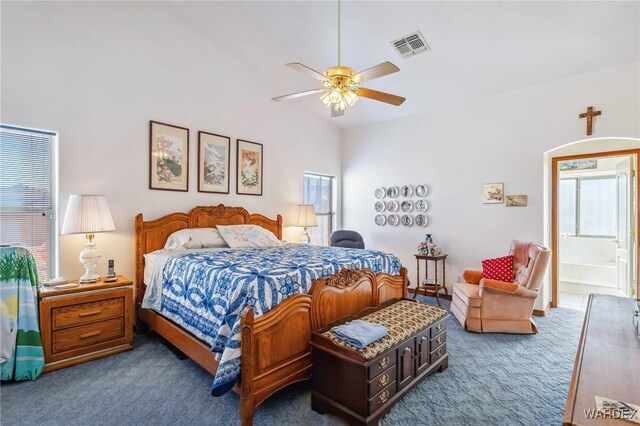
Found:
[163,1,640,129]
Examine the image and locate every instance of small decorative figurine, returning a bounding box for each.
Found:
[417,234,441,255]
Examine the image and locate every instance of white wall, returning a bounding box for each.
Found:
[1,2,342,281]
[342,61,640,309]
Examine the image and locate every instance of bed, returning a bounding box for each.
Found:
[135,205,407,425]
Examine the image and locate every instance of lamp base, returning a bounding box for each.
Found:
[300,227,311,244]
[79,238,101,284]
[79,274,101,284]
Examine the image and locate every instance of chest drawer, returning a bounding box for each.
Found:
[431,330,446,349]
[430,342,447,365]
[52,297,124,330]
[368,380,397,415]
[53,318,124,353]
[367,349,397,380]
[431,319,446,337]
[367,365,396,396]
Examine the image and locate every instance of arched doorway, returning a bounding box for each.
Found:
[544,138,640,310]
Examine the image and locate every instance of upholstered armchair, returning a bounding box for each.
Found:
[451,240,551,334]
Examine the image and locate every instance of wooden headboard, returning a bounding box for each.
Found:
[134,204,282,304]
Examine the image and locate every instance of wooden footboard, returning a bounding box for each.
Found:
[235,267,407,425]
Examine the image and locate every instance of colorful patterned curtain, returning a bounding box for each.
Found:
[0,245,45,380]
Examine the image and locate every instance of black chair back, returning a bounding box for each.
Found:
[330,230,365,249]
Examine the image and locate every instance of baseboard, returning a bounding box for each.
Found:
[408,287,453,301]
[532,302,551,317]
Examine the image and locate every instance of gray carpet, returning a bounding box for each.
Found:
[1,298,584,426]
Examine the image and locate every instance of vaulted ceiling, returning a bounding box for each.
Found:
[163,1,639,128]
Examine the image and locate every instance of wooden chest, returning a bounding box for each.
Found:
[311,299,449,425]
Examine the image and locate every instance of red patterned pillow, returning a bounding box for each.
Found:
[482,255,514,282]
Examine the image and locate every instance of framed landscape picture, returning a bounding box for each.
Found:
[236,139,263,195]
[559,159,597,171]
[149,121,189,191]
[506,194,528,207]
[483,183,504,204]
[198,131,230,194]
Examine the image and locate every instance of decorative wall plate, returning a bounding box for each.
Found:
[401,200,413,213]
[386,200,399,212]
[386,186,399,198]
[415,214,428,227]
[401,185,413,197]
[375,214,386,226]
[374,201,386,212]
[387,214,399,226]
[415,185,428,197]
[375,187,386,199]
[401,215,413,227]
[415,199,429,212]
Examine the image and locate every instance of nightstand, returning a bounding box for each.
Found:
[39,275,134,372]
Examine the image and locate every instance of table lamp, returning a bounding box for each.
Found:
[294,204,318,244]
[61,195,115,283]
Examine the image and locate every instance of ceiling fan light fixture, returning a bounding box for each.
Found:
[320,86,359,111]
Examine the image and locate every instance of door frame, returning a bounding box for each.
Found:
[551,148,640,308]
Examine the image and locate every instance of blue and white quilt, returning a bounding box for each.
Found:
[156,243,401,395]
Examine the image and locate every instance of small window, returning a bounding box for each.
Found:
[559,179,577,236]
[579,178,616,237]
[559,176,616,238]
[303,173,336,246]
[0,125,58,281]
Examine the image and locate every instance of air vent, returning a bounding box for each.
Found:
[391,31,430,58]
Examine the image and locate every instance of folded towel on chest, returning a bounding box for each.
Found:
[331,319,388,349]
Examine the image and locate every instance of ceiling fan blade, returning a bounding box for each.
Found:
[272,88,327,102]
[352,61,400,84]
[331,109,344,118]
[286,63,327,82]
[355,88,406,106]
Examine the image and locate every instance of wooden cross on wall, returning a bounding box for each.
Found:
[579,106,602,136]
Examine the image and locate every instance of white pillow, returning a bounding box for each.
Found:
[164,228,228,249]
[217,225,282,248]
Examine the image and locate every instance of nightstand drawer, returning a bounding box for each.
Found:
[52,297,124,330]
[52,318,124,353]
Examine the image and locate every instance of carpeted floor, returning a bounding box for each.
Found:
[1,298,585,426]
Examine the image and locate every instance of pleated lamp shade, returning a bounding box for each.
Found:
[294,204,318,227]
[61,195,115,235]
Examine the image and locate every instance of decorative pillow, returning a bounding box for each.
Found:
[481,255,514,282]
[164,228,228,250]
[217,225,282,248]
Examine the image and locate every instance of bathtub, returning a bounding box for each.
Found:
[559,236,618,295]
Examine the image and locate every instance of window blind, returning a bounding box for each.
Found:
[0,125,57,281]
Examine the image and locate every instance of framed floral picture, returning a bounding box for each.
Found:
[483,183,504,204]
[236,139,263,196]
[198,131,230,194]
[149,121,189,191]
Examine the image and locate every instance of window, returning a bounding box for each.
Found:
[559,176,616,237]
[0,125,58,281]
[303,173,336,246]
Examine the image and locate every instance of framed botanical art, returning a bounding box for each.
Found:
[149,121,189,191]
[236,139,263,196]
[198,131,230,194]
[483,183,504,204]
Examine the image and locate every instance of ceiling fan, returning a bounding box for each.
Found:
[271,0,406,117]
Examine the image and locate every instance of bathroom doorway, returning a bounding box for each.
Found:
[552,151,638,310]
